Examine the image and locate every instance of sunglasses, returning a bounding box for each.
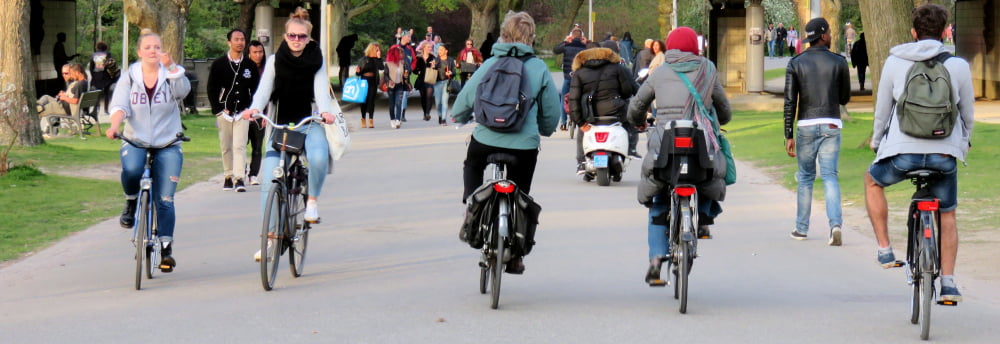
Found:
[62,72,70,75]
[285,33,309,41]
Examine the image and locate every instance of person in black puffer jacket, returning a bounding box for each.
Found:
[568,47,639,173]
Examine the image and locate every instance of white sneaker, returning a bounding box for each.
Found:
[249,176,260,185]
[828,226,842,246]
[304,200,320,223]
[254,240,274,262]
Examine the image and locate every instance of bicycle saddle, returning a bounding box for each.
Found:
[487,153,518,166]
[905,169,943,179]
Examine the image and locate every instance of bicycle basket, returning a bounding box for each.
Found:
[271,128,306,155]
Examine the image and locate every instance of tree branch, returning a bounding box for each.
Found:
[347,0,385,20]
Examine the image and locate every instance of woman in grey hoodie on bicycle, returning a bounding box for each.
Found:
[105,29,191,272]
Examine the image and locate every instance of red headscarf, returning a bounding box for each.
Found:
[666,27,699,55]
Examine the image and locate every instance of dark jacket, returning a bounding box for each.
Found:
[568,48,638,126]
[850,34,868,69]
[207,54,260,114]
[776,27,788,41]
[782,45,851,139]
[553,38,588,77]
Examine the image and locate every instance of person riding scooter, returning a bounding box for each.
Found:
[569,47,640,175]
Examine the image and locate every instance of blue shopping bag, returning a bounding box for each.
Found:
[341,76,368,103]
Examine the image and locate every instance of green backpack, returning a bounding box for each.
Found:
[896,52,957,139]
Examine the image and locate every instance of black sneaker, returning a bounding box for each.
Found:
[119,199,138,228]
[576,163,586,175]
[159,243,175,273]
[505,256,525,274]
[629,151,643,159]
[697,225,712,239]
[234,179,247,192]
[790,230,807,240]
[423,114,430,121]
[222,177,234,191]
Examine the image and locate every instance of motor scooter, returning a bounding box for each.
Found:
[582,116,631,186]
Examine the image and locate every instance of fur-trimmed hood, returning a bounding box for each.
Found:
[572,48,621,71]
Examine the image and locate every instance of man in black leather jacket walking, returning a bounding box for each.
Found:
[783,18,850,246]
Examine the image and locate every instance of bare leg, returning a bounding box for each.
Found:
[939,211,957,276]
[864,172,890,248]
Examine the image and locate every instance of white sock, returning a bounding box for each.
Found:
[941,275,956,287]
[877,246,893,255]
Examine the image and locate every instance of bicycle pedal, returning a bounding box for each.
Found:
[892,260,905,268]
[647,279,667,287]
[159,264,173,273]
[937,300,959,306]
[305,218,321,224]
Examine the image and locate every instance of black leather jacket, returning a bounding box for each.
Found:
[783,45,851,139]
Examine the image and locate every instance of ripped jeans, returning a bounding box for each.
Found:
[120,143,184,240]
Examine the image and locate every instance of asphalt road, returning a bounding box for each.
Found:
[2,103,999,343]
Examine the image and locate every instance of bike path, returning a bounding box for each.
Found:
[2,110,999,342]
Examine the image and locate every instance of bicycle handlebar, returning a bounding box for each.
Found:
[251,113,323,130]
[114,132,190,149]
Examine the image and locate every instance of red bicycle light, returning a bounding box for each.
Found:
[674,187,696,197]
[674,137,693,148]
[494,182,515,194]
[595,151,607,156]
[595,132,609,143]
[917,200,939,212]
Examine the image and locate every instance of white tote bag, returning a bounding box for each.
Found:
[324,113,350,160]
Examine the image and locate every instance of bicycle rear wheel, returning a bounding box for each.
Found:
[910,273,920,324]
[479,255,489,294]
[920,273,933,340]
[490,210,506,309]
[288,175,309,278]
[134,192,150,290]
[677,199,692,314]
[260,184,285,291]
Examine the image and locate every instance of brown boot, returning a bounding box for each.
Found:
[368,118,374,128]
[361,118,367,128]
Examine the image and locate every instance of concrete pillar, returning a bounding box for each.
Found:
[255,3,275,55]
[746,0,765,93]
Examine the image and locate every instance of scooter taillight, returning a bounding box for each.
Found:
[595,132,609,143]
[494,182,515,194]
[674,137,693,148]
[674,186,696,197]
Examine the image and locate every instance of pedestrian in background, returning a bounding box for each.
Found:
[766,23,776,58]
[783,18,851,245]
[457,39,483,87]
[619,31,635,65]
[849,33,868,91]
[247,40,267,185]
[207,28,259,193]
[553,27,589,131]
[433,44,455,126]
[356,42,382,128]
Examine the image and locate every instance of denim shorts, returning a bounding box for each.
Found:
[868,154,958,212]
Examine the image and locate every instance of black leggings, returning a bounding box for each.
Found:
[419,84,435,116]
[462,137,539,201]
[360,76,378,119]
[248,119,266,177]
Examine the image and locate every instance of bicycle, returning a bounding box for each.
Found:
[254,114,320,291]
[474,153,519,309]
[117,132,190,290]
[886,169,957,340]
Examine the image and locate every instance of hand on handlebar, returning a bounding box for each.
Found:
[240,109,258,121]
[320,112,334,125]
[105,126,120,140]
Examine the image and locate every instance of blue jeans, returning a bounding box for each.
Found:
[768,40,775,57]
[388,87,407,121]
[259,124,330,212]
[647,195,721,260]
[869,154,958,211]
[559,77,570,126]
[120,143,183,240]
[795,124,842,233]
[433,81,450,121]
[400,86,410,120]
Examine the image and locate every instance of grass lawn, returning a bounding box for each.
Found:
[765,68,786,81]
[725,111,1000,241]
[0,114,222,262]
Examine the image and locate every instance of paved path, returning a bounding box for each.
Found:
[2,101,1000,342]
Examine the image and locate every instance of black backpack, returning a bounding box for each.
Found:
[474,48,534,133]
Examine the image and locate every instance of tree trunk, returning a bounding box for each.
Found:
[0,0,43,155]
[658,0,674,40]
[238,0,267,34]
[858,0,914,99]
[546,0,585,45]
[123,0,192,61]
[823,0,842,53]
[463,0,499,50]
[330,0,384,67]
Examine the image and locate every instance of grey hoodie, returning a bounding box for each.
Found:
[871,39,974,163]
[109,62,190,147]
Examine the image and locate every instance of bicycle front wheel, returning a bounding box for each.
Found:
[920,272,933,340]
[134,192,150,290]
[288,177,309,278]
[260,184,285,291]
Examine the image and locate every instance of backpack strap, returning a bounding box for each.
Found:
[932,52,952,65]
